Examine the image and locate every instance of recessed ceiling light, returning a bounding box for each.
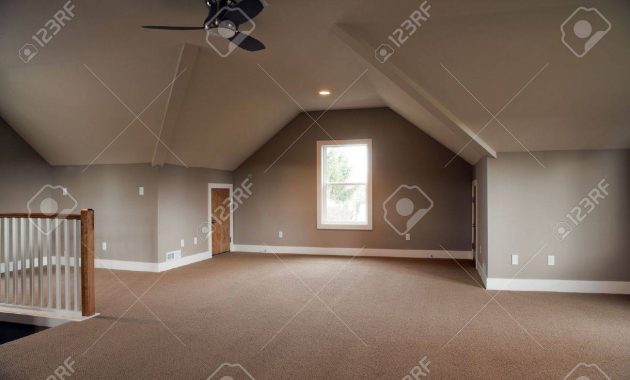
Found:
[318,90,331,96]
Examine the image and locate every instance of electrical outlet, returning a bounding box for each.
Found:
[102,241,107,251]
[548,255,555,266]
[405,234,410,241]
[194,237,198,245]
[278,231,283,238]
[180,239,185,248]
[62,187,68,196]
[138,186,144,196]
[511,254,519,265]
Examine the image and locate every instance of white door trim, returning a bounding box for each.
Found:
[208,183,234,255]
[472,179,479,270]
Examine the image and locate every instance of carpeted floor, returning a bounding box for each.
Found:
[0,252,628,379]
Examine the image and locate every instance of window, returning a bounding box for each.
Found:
[317,139,372,230]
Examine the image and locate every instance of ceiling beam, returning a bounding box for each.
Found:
[334,25,496,164]
[151,43,199,167]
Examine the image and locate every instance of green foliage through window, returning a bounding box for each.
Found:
[326,150,357,202]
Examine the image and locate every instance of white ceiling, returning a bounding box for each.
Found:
[1,0,628,170]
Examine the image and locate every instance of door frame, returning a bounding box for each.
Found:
[471,179,479,270]
[208,183,234,256]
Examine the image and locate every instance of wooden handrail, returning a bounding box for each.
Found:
[0,213,81,220]
[80,209,95,316]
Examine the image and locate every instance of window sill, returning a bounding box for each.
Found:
[317,223,372,231]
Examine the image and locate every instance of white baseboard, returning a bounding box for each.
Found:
[95,251,212,273]
[232,244,473,260]
[486,278,630,294]
[157,251,212,272]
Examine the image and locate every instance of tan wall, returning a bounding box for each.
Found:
[53,164,160,263]
[486,150,630,281]
[0,118,52,212]
[233,108,473,250]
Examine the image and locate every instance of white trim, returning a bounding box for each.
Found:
[486,278,630,294]
[233,244,473,260]
[208,183,234,254]
[96,258,159,272]
[95,251,212,273]
[317,139,373,230]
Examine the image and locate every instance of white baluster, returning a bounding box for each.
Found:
[29,219,34,306]
[55,221,61,309]
[47,219,52,309]
[73,220,79,311]
[64,220,70,310]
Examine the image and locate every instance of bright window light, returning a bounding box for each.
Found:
[317,139,372,230]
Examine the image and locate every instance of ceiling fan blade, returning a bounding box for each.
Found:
[142,25,204,30]
[223,0,264,25]
[228,32,265,51]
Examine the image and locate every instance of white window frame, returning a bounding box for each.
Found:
[317,139,372,230]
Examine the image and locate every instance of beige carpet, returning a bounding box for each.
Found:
[0,252,628,379]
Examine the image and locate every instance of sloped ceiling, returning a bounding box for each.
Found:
[0,0,628,170]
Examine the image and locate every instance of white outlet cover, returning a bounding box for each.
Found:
[405,234,410,241]
[139,186,144,196]
[279,231,283,238]
[511,254,519,265]
[180,239,185,248]
[62,187,68,195]
[102,242,107,251]
[548,255,555,266]
[194,237,198,245]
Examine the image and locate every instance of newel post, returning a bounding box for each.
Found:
[80,209,95,316]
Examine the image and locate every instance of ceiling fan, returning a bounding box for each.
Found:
[142,0,265,52]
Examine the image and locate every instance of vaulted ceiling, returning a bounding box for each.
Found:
[1,0,628,170]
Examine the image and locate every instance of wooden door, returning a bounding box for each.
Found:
[211,188,231,255]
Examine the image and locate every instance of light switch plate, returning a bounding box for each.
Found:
[511,254,519,265]
[405,234,410,241]
[548,255,555,266]
[194,237,198,245]
[180,239,185,248]
[138,186,144,196]
[102,241,107,251]
[279,231,283,238]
